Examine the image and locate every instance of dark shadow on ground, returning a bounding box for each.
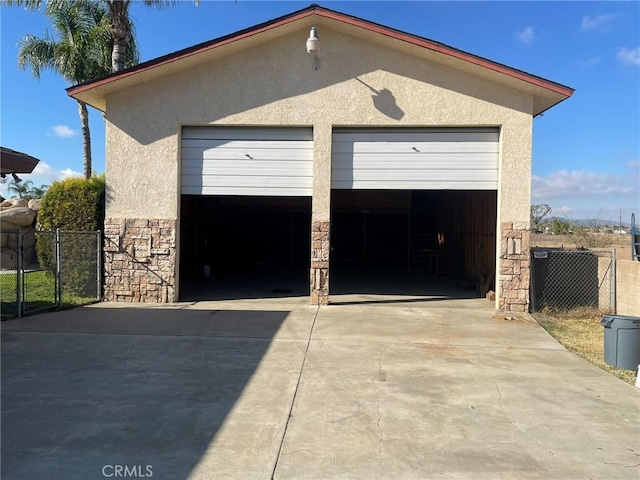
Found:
[1,307,289,480]
[180,268,309,302]
[180,267,482,304]
[329,267,482,303]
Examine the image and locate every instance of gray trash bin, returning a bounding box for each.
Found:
[601,315,640,370]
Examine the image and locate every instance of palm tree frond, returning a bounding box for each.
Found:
[18,35,56,78]
[2,0,43,9]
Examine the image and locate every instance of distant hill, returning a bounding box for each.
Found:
[543,217,631,228]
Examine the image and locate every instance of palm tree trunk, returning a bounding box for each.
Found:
[78,100,92,178]
[107,0,131,72]
[111,35,128,72]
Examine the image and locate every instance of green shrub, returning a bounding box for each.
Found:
[37,176,105,231]
[36,176,105,297]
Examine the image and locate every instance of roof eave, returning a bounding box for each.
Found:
[67,4,574,113]
[0,147,40,174]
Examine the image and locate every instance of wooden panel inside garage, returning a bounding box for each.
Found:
[331,190,496,288]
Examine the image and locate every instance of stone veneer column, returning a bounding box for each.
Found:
[498,222,531,312]
[310,220,330,305]
[103,218,176,302]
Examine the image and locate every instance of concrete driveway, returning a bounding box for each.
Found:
[2,295,639,480]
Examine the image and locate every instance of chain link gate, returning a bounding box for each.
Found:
[0,230,20,319]
[0,229,101,319]
[530,248,616,314]
[22,230,58,316]
[58,231,102,305]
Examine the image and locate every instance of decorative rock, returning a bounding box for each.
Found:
[0,249,17,269]
[0,220,22,233]
[0,198,28,209]
[28,198,42,211]
[0,207,36,228]
[6,232,18,251]
[22,230,36,250]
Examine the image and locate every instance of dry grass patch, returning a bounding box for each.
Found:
[536,307,637,385]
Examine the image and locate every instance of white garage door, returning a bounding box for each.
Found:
[332,128,499,190]
[181,127,313,196]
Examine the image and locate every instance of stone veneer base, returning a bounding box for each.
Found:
[103,218,176,302]
[498,222,531,312]
[310,220,330,305]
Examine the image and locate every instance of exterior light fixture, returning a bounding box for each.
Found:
[11,172,22,183]
[306,26,320,70]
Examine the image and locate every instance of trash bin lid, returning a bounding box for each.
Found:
[601,315,614,327]
[601,315,640,327]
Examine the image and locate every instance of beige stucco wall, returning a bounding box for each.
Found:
[105,25,533,218]
[617,259,640,316]
[104,24,535,303]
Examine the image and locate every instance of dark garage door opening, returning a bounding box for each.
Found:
[179,195,311,300]
[330,190,497,299]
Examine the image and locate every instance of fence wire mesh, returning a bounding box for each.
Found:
[22,230,58,316]
[60,231,101,304]
[0,229,101,319]
[0,230,20,319]
[530,248,615,314]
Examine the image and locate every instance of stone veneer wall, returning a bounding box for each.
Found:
[498,222,531,312]
[311,220,330,305]
[104,218,176,302]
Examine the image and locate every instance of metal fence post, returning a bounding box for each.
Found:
[16,230,23,317]
[611,248,616,315]
[55,228,62,307]
[96,230,102,300]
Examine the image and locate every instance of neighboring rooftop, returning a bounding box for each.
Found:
[1,147,40,175]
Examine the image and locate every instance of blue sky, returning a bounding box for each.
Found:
[1,1,639,223]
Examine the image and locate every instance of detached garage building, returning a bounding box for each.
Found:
[67,5,573,311]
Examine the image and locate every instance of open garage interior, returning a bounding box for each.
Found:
[329,190,497,298]
[329,127,499,300]
[179,195,311,300]
[178,126,314,300]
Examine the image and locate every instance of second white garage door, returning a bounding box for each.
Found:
[331,128,499,190]
[181,127,313,196]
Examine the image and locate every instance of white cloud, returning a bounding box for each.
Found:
[532,170,637,200]
[581,14,619,32]
[59,168,82,179]
[577,56,601,67]
[515,26,534,44]
[51,125,78,138]
[616,47,640,66]
[29,161,82,183]
[558,206,572,214]
[627,160,640,169]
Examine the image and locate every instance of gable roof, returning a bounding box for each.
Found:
[67,4,573,115]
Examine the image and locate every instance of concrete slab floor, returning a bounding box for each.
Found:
[1,297,639,480]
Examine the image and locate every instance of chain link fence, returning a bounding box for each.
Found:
[23,230,58,316]
[0,229,101,319]
[0,230,20,318]
[530,247,616,314]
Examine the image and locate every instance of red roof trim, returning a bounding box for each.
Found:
[315,9,573,96]
[67,4,573,98]
[67,7,317,96]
